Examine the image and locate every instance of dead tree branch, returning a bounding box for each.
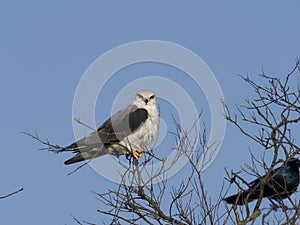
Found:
[0,187,24,200]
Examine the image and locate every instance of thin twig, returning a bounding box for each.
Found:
[0,188,24,199]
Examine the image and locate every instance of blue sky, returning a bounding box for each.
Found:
[1,1,300,224]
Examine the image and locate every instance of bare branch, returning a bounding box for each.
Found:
[0,188,24,200]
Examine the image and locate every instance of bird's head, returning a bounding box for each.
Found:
[287,158,300,169]
[134,90,157,108]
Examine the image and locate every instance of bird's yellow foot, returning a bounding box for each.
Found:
[126,149,143,160]
[132,149,143,160]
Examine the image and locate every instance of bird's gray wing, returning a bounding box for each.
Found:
[97,104,148,141]
[65,104,148,151]
[64,105,148,164]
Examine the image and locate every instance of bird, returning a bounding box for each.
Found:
[224,158,300,205]
[63,90,159,165]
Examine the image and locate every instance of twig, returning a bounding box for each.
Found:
[74,118,96,132]
[0,187,24,199]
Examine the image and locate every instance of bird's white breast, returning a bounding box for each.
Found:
[121,104,159,151]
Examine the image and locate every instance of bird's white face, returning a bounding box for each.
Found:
[134,90,157,108]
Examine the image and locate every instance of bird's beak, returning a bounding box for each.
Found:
[144,99,149,104]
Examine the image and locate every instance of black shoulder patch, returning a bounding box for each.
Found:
[129,108,148,132]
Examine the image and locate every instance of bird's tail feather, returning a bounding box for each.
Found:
[64,153,85,165]
[224,191,254,205]
[64,148,108,165]
[224,194,240,204]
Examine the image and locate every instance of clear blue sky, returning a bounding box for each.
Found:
[1,1,300,224]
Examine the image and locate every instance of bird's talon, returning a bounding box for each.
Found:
[132,149,143,160]
[125,149,143,160]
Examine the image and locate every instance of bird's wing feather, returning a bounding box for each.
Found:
[128,108,148,132]
[65,105,148,151]
[97,105,148,142]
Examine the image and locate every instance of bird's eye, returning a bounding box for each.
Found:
[150,95,155,99]
[137,94,143,99]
